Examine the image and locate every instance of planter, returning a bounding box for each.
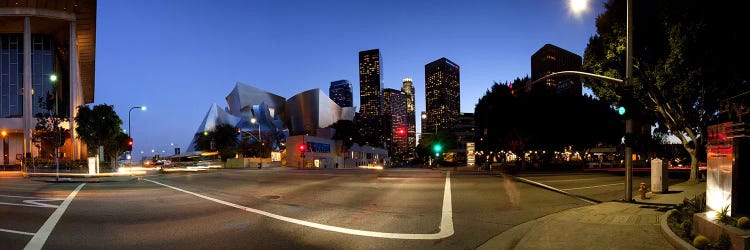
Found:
[662,209,698,250]
[693,212,750,250]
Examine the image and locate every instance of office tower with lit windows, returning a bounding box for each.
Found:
[401,78,416,159]
[329,80,353,108]
[383,88,408,162]
[359,49,383,116]
[530,44,582,96]
[424,57,460,133]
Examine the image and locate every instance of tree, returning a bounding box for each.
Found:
[328,120,364,149]
[75,104,126,167]
[415,128,459,164]
[582,0,749,181]
[474,78,623,164]
[193,123,239,161]
[34,92,69,159]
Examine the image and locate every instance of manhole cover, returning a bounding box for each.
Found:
[262,195,281,200]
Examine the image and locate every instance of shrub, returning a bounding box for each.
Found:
[738,217,749,229]
[693,235,710,249]
[715,233,731,250]
[679,220,693,239]
[717,206,736,226]
[681,194,706,215]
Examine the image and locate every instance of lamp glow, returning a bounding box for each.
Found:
[569,0,588,14]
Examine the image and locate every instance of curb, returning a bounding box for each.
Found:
[661,209,698,250]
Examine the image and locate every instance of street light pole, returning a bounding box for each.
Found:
[128,106,146,160]
[128,106,146,138]
[624,0,634,202]
[251,118,262,168]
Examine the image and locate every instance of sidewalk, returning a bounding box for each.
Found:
[478,180,706,250]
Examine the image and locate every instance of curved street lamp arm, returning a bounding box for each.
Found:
[530,71,624,85]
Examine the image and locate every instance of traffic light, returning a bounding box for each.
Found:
[618,86,634,117]
[433,143,442,154]
[126,137,134,151]
[396,127,406,137]
[298,143,306,152]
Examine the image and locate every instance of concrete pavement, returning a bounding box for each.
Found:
[478,180,706,250]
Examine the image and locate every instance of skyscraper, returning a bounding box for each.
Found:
[401,78,416,159]
[424,57,460,133]
[530,44,582,96]
[329,80,353,107]
[359,49,383,116]
[383,88,408,162]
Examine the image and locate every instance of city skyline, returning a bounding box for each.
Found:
[95,0,605,154]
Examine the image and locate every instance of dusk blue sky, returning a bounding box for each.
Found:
[96,0,606,156]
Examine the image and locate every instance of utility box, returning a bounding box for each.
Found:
[650,158,668,193]
[706,122,750,216]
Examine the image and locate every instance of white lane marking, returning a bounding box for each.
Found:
[0,201,58,209]
[513,176,598,204]
[0,194,64,200]
[24,183,86,250]
[144,171,454,240]
[23,199,61,208]
[537,177,617,183]
[562,183,622,191]
[1,228,36,236]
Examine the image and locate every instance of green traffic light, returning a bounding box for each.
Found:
[433,144,442,153]
[618,106,626,116]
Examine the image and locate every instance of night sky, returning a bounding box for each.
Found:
[95,0,605,156]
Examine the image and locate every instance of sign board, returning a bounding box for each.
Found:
[706,123,734,215]
[466,142,475,166]
[706,144,733,215]
[271,151,281,162]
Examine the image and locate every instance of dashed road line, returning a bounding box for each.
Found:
[144,172,454,240]
[24,183,86,250]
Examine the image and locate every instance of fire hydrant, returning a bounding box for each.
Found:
[639,182,648,200]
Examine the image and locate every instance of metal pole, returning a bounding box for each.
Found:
[55,90,59,181]
[624,0,634,202]
[258,122,262,169]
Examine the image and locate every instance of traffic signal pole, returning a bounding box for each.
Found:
[623,0,634,201]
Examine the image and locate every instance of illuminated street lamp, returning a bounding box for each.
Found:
[251,117,262,168]
[128,106,146,138]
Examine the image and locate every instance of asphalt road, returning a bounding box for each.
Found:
[0,168,662,249]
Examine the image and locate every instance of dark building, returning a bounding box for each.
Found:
[329,80,353,107]
[401,78,416,160]
[383,88,408,162]
[424,57,460,133]
[530,44,582,96]
[455,112,476,146]
[359,49,383,116]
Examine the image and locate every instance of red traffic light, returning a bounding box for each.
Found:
[396,127,406,137]
[298,143,306,152]
[126,138,134,150]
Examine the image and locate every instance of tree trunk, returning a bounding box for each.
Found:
[688,149,700,183]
